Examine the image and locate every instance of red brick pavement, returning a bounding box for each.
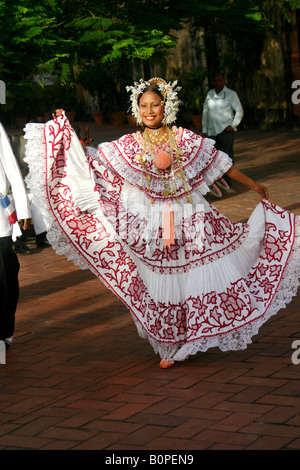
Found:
[0,124,299,451]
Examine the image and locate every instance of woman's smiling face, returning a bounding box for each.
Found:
[138,90,164,128]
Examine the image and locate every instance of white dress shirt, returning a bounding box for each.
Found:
[0,123,31,237]
[202,86,244,136]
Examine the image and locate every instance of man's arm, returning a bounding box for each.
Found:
[0,123,31,221]
[231,92,244,130]
[201,95,209,136]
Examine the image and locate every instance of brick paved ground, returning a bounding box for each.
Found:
[0,123,299,451]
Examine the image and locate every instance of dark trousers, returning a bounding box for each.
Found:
[0,236,20,339]
[211,130,234,185]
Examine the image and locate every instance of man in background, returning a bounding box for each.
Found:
[202,72,244,187]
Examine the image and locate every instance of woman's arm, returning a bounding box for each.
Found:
[226,165,269,199]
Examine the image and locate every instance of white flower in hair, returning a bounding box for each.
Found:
[126,77,182,126]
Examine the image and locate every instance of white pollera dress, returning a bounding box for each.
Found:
[24,112,300,360]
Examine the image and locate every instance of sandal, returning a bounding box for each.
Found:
[159,358,175,369]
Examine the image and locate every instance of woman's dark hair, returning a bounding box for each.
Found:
[137,84,163,105]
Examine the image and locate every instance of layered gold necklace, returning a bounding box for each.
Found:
[135,127,192,204]
[147,129,168,146]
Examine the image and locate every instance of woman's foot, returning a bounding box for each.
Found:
[159,358,175,369]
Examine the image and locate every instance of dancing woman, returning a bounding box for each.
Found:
[24,78,299,368]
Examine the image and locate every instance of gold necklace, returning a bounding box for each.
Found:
[135,127,192,204]
[147,129,168,146]
[167,128,192,203]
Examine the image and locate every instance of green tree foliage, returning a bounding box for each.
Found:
[0,0,179,115]
[0,0,77,116]
[0,0,298,117]
[277,0,300,21]
[186,0,270,79]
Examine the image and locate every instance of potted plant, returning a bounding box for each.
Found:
[181,67,208,130]
[34,80,80,123]
[107,88,126,126]
[107,61,133,126]
[6,80,38,127]
[92,108,104,125]
[77,59,133,126]
[189,96,204,131]
[77,62,128,125]
[52,82,79,121]
[76,63,106,124]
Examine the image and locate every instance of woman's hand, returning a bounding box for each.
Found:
[51,109,64,119]
[252,183,269,200]
[227,166,269,200]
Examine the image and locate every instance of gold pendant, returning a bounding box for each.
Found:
[162,189,169,197]
[135,153,146,163]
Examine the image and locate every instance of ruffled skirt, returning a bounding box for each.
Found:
[24,120,300,361]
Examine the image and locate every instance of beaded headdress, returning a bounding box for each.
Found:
[126,77,182,126]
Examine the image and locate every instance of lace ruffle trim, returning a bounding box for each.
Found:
[96,129,232,200]
[135,218,300,361]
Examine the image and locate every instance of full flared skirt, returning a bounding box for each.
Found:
[23,122,300,360]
